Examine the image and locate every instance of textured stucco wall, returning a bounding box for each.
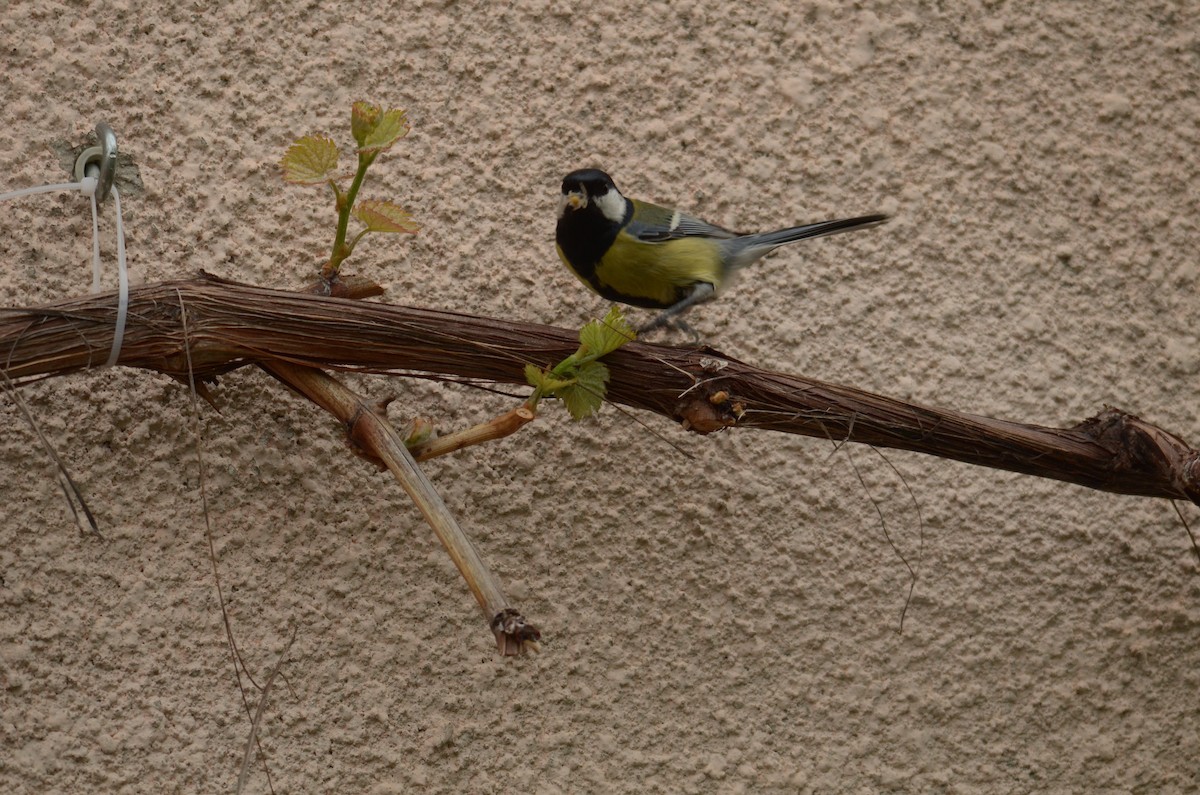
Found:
[1,1,1197,792]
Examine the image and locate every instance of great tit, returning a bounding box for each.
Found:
[555,168,887,333]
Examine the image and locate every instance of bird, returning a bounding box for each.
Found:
[555,168,887,334]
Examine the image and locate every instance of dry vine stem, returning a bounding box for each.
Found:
[2,274,1197,504]
[277,279,541,653]
[261,360,539,654]
[2,273,1198,641]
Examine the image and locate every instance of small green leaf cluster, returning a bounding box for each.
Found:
[525,307,635,419]
[281,102,419,277]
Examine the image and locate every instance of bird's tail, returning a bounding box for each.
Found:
[729,214,888,268]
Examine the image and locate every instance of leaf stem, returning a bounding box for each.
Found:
[345,228,370,259]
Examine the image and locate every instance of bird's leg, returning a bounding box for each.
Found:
[637,283,716,335]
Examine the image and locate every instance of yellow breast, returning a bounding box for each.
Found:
[593,233,723,307]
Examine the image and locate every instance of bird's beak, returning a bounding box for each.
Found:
[558,189,587,216]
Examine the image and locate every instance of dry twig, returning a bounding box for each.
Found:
[261,359,540,654]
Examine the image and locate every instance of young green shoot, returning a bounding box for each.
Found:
[525,306,636,419]
[280,101,419,279]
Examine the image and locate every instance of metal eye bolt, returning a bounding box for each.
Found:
[72,122,118,203]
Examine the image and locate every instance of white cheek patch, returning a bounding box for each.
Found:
[594,189,627,223]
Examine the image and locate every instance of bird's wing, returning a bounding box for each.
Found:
[626,199,739,242]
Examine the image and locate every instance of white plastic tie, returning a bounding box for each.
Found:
[0,174,127,367]
[87,179,103,292]
[0,179,93,201]
[105,186,129,367]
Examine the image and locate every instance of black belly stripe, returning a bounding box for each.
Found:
[557,208,620,281]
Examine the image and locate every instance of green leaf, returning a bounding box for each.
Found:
[575,360,610,394]
[559,361,609,419]
[524,363,547,390]
[353,200,420,234]
[579,306,635,358]
[350,101,381,147]
[524,363,569,394]
[358,108,410,155]
[527,309,627,418]
[280,135,339,185]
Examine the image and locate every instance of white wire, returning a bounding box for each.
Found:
[105,186,128,368]
[0,180,93,200]
[0,175,126,367]
[88,183,103,292]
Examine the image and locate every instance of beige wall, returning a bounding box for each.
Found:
[0,1,1196,792]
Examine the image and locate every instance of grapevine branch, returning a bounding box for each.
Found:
[2,273,1196,650]
[2,273,1195,506]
